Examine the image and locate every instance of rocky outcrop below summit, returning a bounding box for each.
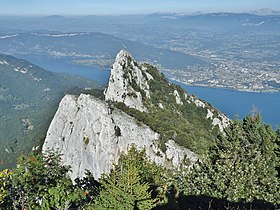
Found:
[43,94,197,180]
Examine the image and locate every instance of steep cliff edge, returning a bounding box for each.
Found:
[43,94,197,180]
[43,50,230,180]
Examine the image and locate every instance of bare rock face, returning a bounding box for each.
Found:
[42,49,231,181]
[43,94,197,180]
[104,50,152,112]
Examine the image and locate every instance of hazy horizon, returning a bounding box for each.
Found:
[1,0,280,16]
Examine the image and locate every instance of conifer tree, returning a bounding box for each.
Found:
[178,115,280,205]
[91,147,157,210]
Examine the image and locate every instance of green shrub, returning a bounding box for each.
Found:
[83,136,90,145]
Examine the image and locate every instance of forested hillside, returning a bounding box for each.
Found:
[0,54,101,169]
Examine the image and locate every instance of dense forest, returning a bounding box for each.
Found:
[1,115,279,209]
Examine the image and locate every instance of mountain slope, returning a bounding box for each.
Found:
[0,54,100,169]
[104,50,229,154]
[43,50,229,180]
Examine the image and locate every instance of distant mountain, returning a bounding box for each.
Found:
[0,54,100,169]
[43,15,66,19]
[145,12,185,20]
[0,12,279,35]
[176,12,280,31]
[250,8,280,16]
[0,31,206,72]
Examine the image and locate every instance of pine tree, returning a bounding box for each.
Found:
[91,148,157,210]
[178,115,280,205]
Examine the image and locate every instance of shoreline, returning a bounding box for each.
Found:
[170,79,280,94]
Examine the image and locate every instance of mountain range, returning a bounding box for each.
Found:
[1,12,279,93]
[0,31,205,73]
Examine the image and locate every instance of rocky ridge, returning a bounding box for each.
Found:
[104,50,229,131]
[43,50,230,180]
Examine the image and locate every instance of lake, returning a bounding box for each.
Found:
[19,54,280,128]
[173,81,280,128]
[17,54,111,84]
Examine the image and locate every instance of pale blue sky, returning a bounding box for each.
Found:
[1,0,280,15]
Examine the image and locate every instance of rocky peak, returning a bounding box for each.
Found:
[104,50,153,112]
[42,50,232,181]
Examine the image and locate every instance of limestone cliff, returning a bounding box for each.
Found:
[43,94,197,180]
[104,50,152,112]
[43,49,230,181]
[104,50,229,131]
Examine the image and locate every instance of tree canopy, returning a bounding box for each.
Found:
[177,115,280,205]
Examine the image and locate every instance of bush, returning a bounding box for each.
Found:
[3,151,86,209]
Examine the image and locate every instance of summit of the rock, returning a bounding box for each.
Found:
[115,49,132,61]
[104,50,153,112]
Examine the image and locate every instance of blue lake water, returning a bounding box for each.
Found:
[18,54,280,127]
[17,54,111,84]
[173,81,280,128]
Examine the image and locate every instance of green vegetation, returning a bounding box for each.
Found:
[0,169,12,206]
[91,148,160,209]
[0,54,101,169]
[83,136,90,145]
[0,151,85,209]
[1,116,279,210]
[113,63,219,155]
[176,115,280,207]
[0,147,171,209]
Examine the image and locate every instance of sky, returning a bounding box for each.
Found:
[1,0,280,16]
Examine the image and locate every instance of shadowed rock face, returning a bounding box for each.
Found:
[43,94,197,180]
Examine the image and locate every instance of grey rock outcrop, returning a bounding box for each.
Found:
[104,50,152,112]
[187,95,230,131]
[42,49,231,181]
[43,94,197,180]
